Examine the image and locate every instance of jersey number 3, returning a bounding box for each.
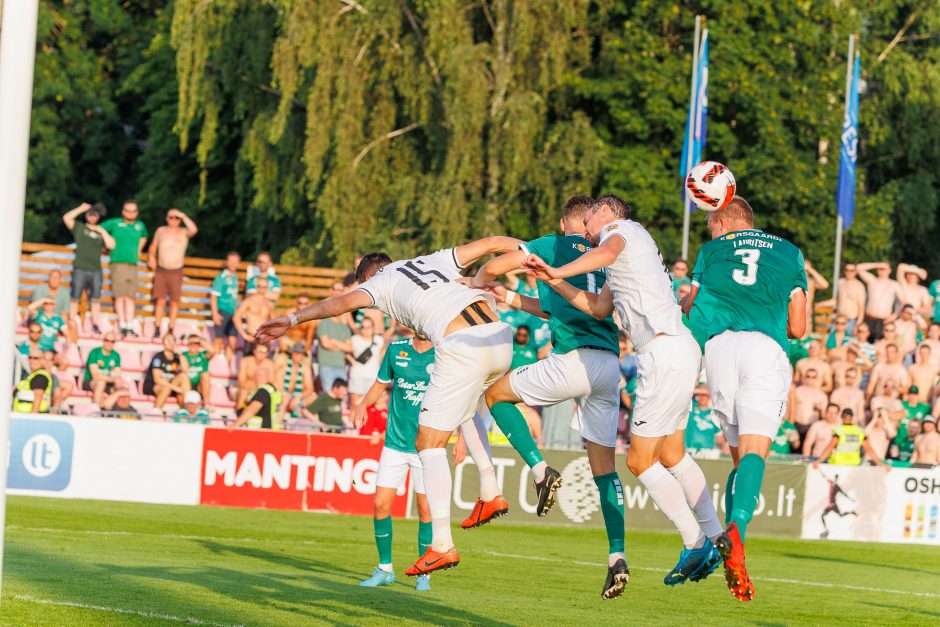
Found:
[397,260,449,290]
[732,249,760,286]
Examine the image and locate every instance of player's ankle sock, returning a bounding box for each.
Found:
[373,516,393,565]
[637,462,705,549]
[531,461,548,483]
[667,453,724,540]
[418,520,432,556]
[490,402,544,471]
[730,454,765,542]
[593,472,625,555]
[378,562,393,573]
[608,552,625,567]
[418,448,454,551]
[724,468,737,525]
[459,416,500,500]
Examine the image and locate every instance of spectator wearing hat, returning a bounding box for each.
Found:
[175,390,211,423]
[901,385,931,422]
[63,202,115,334]
[101,388,141,420]
[276,342,314,416]
[814,408,887,467]
[912,415,939,464]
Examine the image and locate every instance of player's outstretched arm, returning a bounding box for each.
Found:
[454,236,524,269]
[255,290,373,344]
[542,279,614,320]
[471,250,527,287]
[787,288,808,338]
[525,236,623,281]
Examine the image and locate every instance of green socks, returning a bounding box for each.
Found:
[418,520,432,556]
[374,516,393,564]
[724,468,737,525]
[730,455,765,542]
[491,402,544,469]
[593,472,626,554]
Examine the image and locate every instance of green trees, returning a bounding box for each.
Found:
[23,0,940,281]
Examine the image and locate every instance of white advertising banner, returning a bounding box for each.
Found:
[7,413,203,505]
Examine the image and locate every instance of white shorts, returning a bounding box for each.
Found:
[704,330,791,447]
[632,333,701,438]
[510,348,620,447]
[375,446,425,494]
[419,322,513,432]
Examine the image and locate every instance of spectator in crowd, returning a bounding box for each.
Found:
[16,322,43,376]
[802,403,841,461]
[684,386,723,452]
[901,385,931,421]
[908,347,938,405]
[63,202,114,334]
[13,349,52,413]
[28,298,68,352]
[830,366,866,424]
[175,390,211,423]
[826,316,852,363]
[236,342,274,407]
[281,293,317,354]
[895,263,932,316]
[181,334,215,406]
[814,408,886,467]
[510,325,538,370]
[277,342,315,416]
[929,276,940,324]
[44,349,74,410]
[857,261,903,340]
[230,365,281,429]
[770,415,800,456]
[864,408,897,461]
[912,415,939,464]
[890,416,921,464]
[834,263,866,333]
[102,199,148,336]
[357,388,389,444]
[143,333,190,410]
[302,378,349,432]
[29,269,70,318]
[617,332,637,381]
[101,388,140,420]
[246,251,281,303]
[869,379,905,424]
[82,333,128,406]
[795,340,833,392]
[866,344,911,402]
[234,276,275,354]
[889,304,926,360]
[210,251,241,362]
[316,281,353,390]
[846,326,876,388]
[804,259,829,336]
[921,323,940,368]
[670,258,691,295]
[791,368,828,445]
[342,272,388,340]
[148,208,198,337]
[873,323,900,362]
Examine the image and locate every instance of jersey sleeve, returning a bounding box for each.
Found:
[523,235,555,265]
[356,271,389,310]
[210,274,223,296]
[691,249,706,286]
[423,248,464,273]
[792,249,809,293]
[598,221,628,247]
[376,344,395,384]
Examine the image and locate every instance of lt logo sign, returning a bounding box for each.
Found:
[8,419,73,491]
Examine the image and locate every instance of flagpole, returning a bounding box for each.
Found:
[0,0,41,596]
[832,33,856,303]
[681,15,702,261]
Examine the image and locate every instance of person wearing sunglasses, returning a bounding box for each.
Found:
[83,334,128,406]
[101,199,149,337]
[148,208,198,337]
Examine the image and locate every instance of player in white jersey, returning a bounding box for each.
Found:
[255,237,556,577]
[524,194,724,584]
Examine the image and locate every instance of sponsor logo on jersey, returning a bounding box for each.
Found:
[398,351,409,358]
[605,224,618,234]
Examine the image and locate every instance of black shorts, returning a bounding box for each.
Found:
[71,269,102,301]
[213,311,238,339]
[82,379,113,394]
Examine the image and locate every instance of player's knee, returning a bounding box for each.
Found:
[373,497,392,518]
[659,447,686,469]
[625,453,651,477]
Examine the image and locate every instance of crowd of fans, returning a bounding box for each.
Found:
[9,206,940,466]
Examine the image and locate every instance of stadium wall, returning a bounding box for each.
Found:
[7,413,939,545]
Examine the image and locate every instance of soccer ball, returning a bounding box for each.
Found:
[685,161,736,211]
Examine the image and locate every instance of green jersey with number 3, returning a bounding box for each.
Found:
[524,234,619,355]
[687,229,807,354]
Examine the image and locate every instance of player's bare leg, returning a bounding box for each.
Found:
[587,441,629,599]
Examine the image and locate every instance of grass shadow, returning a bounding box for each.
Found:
[778,552,940,577]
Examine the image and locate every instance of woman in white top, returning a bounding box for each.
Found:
[347,317,386,407]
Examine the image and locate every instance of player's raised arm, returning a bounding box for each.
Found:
[255,289,373,344]
[453,236,524,269]
[471,249,527,287]
[787,288,808,339]
[524,235,623,281]
[534,274,613,320]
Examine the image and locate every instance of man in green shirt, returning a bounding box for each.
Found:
[352,334,435,591]
[510,325,539,370]
[685,389,722,452]
[468,195,630,599]
[82,333,128,405]
[901,386,931,420]
[210,251,242,360]
[316,286,353,390]
[770,420,800,456]
[29,299,67,352]
[63,202,115,335]
[302,379,348,430]
[182,334,215,405]
[102,200,148,336]
[683,195,808,602]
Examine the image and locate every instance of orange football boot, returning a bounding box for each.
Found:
[406,546,460,576]
[715,522,755,601]
[460,496,510,529]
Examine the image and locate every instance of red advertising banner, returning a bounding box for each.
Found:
[200,429,408,516]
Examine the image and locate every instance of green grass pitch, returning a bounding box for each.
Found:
[2,496,938,625]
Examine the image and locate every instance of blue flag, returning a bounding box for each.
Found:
[836,54,860,228]
[680,31,708,211]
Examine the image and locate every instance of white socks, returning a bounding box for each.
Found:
[378,563,393,573]
[608,552,625,567]
[637,462,706,549]
[460,414,500,500]
[667,453,724,541]
[418,448,454,552]
[531,461,548,483]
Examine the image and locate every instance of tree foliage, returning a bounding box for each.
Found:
[23,0,940,287]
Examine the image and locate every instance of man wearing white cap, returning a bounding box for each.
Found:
[175,390,210,423]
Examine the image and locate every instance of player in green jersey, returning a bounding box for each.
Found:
[682,196,808,602]
[467,195,632,599]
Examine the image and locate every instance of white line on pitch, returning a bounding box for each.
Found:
[479,550,940,599]
[11,593,242,626]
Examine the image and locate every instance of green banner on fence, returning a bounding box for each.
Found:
[445,446,806,538]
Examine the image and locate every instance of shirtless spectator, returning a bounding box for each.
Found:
[143,333,190,410]
[874,322,901,363]
[826,316,852,363]
[867,344,911,402]
[857,261,903,340]
[234,277,275,354]
[865,408,897,460]
[912,416,940,464]
[236,343,274,408]
[835,263,866,333]
[888,304,926,358]
[802,403,840,460]
[246,251,281,304]
[804,259,829,336]
[795,340,834,392]
[830,366,866,423]
[790,368,829,445]
[895,263,933,317]
[869,379,906,424]
[908,344,938,404]
[280,293,317,354]
[921,322,940,369]
[148,208,198,337]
